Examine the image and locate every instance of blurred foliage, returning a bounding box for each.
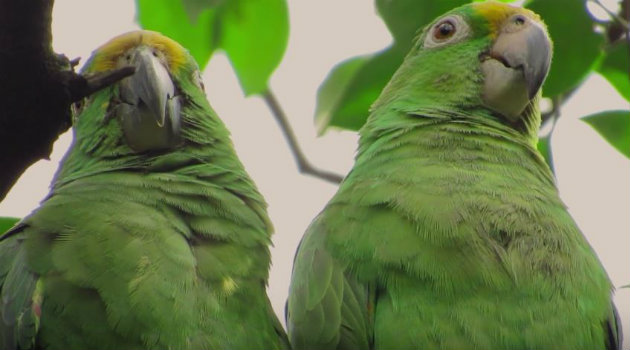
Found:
[0,217,19,235]
[136,0,288,95]
[582,110,630,158]
[597,43,630,101]
[315,47,404,134]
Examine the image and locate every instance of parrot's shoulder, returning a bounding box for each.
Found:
[287,216,374,349]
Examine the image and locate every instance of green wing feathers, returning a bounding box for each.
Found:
[0,231,39,350]
[288,220,373,350]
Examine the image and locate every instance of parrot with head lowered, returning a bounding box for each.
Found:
[287,2,621,349]
[0,30,289,350]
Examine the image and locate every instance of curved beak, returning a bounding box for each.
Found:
[480,15,552,120]
[490,20,552,99]
[123,46,177,127]
[117,46,181,151]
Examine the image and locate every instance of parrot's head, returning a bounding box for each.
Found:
[77,30,207,153]
[373,1,552,141]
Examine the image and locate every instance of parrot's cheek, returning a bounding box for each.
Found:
[480,59,529,121]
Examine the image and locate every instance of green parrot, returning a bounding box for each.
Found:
[287,2,621,349]
[0,30,288,350]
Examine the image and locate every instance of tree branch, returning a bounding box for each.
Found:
[262,90,344,184]
[593,0,630,29]
[0,0,134,201]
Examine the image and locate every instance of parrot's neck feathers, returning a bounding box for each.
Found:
[52,85,240,192]
[364,97,541,149]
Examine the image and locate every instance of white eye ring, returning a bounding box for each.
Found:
[423,15,470,48]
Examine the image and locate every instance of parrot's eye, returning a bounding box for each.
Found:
[434,21,456,40]
[423,15,470,49]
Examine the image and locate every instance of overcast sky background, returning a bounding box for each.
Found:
[0,0,627,344]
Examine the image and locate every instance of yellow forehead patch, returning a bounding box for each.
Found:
[87,30,188,73]
[472,1,543,37]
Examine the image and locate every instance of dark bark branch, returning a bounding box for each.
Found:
[263,90,344,185]
[0,0,134,201]
[69,66,136,102]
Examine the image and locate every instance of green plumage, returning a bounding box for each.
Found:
[0,31,288,349]
[287,3,619,349]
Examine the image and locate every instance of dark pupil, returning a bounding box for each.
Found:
[437,22,454,38]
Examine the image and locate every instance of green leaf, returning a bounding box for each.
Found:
[315,55,371,134]
[536,133,555,173]
[136,0,216,69]
[316,46,405,132]
[582,110,630,158]
[136,0,289,95]
[0,217,19,235]
[526,0,605,97]
[597,44,630,102]
[181,0,225,22]
[375,0,468,51]
[218,0,289,95]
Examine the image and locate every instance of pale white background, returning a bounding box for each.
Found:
[0,0,627,346]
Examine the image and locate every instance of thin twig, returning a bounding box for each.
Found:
[593,0,630,29]
[544,96,562,174]
[74,66,136,101]
[262,90,344,184]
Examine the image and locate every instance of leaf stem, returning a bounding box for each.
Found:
[262,90,344,184]
[592,0,630,29]
[545,96,562,173]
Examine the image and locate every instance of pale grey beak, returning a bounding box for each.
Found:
[128,47,176,127]
[481,15,552,120]
[489,17,552,99]
[118,46,181,151]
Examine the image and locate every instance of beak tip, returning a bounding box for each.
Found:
[526,69,545,99]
